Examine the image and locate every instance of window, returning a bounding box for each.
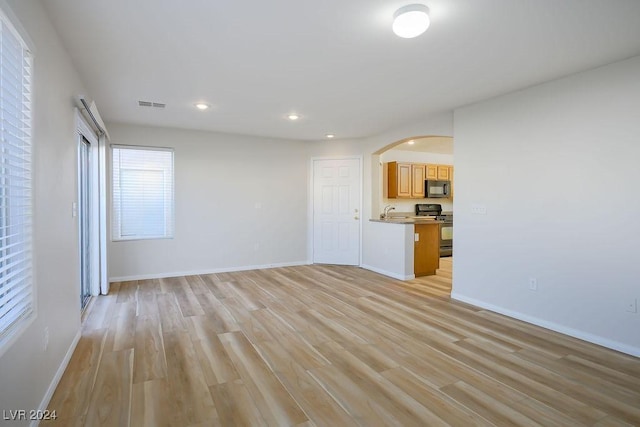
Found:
[0,10,33,352]
[112,146,174,240]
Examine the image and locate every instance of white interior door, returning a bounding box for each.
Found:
[313,158,361,265]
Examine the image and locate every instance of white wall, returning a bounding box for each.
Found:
[0,0,87,422]
[379,150,454,213]
[107,123,310,280]
[452,55,640,356]
[362,222,415,280]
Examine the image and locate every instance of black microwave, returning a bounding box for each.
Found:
[425,180,451,198]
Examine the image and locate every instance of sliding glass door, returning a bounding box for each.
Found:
[79,136,91,310]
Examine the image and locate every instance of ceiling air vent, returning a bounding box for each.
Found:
[138,100,166,108]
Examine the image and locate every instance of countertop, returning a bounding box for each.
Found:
[369,216,444,224]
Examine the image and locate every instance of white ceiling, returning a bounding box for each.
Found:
[42,0,640,141]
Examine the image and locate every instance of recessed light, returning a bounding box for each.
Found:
[407,140,415,145]
[288,114,300,121]
[195,103,210,110]
[326,134,335,139]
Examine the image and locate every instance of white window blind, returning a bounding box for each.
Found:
[112,146,174,241]
[0,11,33,351]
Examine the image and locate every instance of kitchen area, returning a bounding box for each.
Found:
[362,136,453,281]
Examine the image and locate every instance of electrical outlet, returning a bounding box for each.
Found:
[471,204,487,215]
[626,298,638,314]
[44,327,49,351]
[528,277,538,291]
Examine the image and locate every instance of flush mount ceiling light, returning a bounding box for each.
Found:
[195,102,210,110]
[326,134,335,139]
[287,114,300,121]
[393,4,430,38]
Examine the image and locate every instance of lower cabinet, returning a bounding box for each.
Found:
[414,224,440,276]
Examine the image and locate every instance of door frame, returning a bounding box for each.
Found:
[75,110,107,299]
[308,156,363,266]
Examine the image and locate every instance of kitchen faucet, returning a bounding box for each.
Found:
[382,205,395,219]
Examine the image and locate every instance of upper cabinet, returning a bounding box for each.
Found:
[437,165,450,180]
[411,164,426,198]
[426,164,438,180]
[387,161,453,199]
[388,162,410,198]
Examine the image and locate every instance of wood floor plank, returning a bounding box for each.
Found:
[380,367,493,427]
[106,301,137,352]
[156,293,187,332]
[306,364,406,426]
[130,379,172,427]
[173,277,206,317]
[191,334,240,386]
[116,280,138,304]
[48,262,640,426]
[163,331,220,425]
[44,328,108,426]
[209,381,267,427]
[218,331,309,426]
[253,341,356,427]
[440,380,542,427]
[133,314,167,384]
[314,340,452,426]
[84,349,134,427]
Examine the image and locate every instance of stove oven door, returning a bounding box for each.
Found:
[440,221,453,257]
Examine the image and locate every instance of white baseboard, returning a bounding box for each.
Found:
[32,330,81,427]
[361,264,415,281]
[451,292,640,358]
[109,260,311,282]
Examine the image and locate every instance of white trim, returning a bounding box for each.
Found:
[451,292,640,358]
[109,260,311,283]
[110,144,173,152]
[31,330,82,427]
[309,156,364,266]
[361,264,415,281]
[98,135,108,294]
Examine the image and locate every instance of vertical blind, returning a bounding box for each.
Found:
[112,146,174,240]
[0,13,33,348]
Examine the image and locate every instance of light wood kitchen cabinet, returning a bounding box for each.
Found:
[387,162,412,198]
[437,165,450,180]
[387,161,453,199]
[414,223,440,276]
[448,166,454,199]
[411,164,426,198]
[426,164,437,180]
[427,164,451,180]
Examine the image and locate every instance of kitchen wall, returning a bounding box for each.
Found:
[379,150,454,214]
[0,0,87,422]
[453,55,640,356]
[106,123,309,281]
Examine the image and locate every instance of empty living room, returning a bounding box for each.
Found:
[1,0,639,426]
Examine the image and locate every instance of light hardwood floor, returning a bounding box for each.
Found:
[45,259,640,426]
